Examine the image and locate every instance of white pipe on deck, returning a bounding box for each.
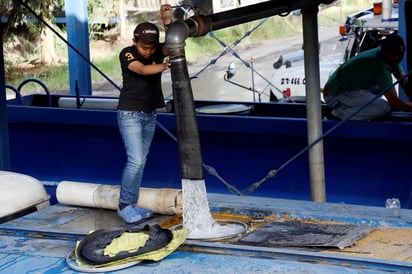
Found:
[58,97,118,110]
[56,181,182,215]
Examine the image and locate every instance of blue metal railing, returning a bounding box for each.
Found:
[7,78,51,107]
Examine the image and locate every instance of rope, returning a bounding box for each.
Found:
[202,164,242,196]
[241,70,412,195]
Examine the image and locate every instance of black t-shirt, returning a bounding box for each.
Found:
[118,45,166,112]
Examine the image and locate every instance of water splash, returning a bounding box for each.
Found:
[182,179,215,235]
[182,178,245,239]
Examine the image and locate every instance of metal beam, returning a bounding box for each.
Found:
[0,22,10,171]
[65,0,92,96]
[301,4,326,202]
[183,0,336,36]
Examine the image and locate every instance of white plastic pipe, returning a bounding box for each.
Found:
[58,97,118,110]
[56,181,182,215]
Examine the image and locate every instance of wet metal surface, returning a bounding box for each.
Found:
[170,219,248,241]
[238,220,374,249]
[0,194,412,273]
[0,205,124,237]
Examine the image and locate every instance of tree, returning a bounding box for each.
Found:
[39,1,58,65]
[1,1,26,38]
[3,0,123,66]
[1,0,62,66]
[118,0,127,40]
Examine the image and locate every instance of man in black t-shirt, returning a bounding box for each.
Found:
[117,4,172,223]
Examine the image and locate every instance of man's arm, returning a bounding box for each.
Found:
[384,88,412,111]
[128,60,169,76]
[160,4,172,56]
[393,68,411,100]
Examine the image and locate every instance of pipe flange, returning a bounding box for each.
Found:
[185,15,212,37]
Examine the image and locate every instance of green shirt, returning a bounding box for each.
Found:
[326,47,402,96]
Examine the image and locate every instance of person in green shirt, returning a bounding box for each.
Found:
[323,33,411,120]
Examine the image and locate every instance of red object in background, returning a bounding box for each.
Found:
[284,88,291,97]
[339,25,346,36]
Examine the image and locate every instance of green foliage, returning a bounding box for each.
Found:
[6,56,121,95]
[1,0,55,39]
[91,54,120,83]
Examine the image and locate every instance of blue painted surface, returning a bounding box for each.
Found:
[399,0,407,100]
[0,26,9,170]
[65,0,92,96]
[208,194,412,227]
[6,95,412,209]
[0,248,396,273]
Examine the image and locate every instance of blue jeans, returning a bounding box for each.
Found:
[325,89,390,121]
[117,110,156,206]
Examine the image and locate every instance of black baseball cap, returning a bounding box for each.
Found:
[133,22,159,44]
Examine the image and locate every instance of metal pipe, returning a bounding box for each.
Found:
[166,21,203,180]
[301,4,326,202]
[184,0,336,37]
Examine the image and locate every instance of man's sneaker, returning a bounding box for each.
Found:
[134,206,153,219]
[117,205,142,223]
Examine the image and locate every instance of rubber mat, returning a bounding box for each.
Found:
[238,220,374,249]
[324,227,412,262]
